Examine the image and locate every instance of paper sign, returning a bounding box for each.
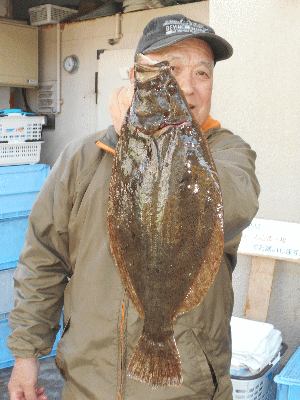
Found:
[238,218,300,262]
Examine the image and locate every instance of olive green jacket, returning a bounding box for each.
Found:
[7,126,260,400]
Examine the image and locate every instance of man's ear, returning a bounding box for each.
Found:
[129,67,134,84]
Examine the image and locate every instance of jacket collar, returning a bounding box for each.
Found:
[96,115,221,154]
[96,125,119,154]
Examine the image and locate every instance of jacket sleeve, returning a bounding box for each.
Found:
[208,128,260,251]
[7,143,79,359]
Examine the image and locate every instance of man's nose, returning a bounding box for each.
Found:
[177,71,194,96]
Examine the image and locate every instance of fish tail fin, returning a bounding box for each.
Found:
[127,332,182,388]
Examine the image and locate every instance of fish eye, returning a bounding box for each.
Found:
[167,82,178,94]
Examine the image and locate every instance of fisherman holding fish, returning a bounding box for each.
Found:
[8,14,260,400]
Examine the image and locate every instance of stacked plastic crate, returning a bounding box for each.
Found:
[0,109,45,166]
[274,345,300,400]
[0,109,59,368]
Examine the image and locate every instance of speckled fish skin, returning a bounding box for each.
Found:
[107,60,224,388]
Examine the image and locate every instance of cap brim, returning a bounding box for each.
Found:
[142,33,233,63]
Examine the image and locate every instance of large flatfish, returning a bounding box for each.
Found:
[107,57,224,388]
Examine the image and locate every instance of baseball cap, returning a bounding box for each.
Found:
[135,14,233,63]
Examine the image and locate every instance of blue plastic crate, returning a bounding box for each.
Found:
[0,315,63,370]
[0,213,30,269]
[0,164,50,270]
[0,268,16,313]
[275,346,300,399]
[0,164,50,219]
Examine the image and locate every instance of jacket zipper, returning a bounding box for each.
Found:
[61,314,71,338]
[119,294,126,400]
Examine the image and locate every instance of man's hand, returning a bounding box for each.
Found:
[108,84,134,134]
[8,357,47,400]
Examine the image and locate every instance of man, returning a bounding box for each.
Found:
[7,14,260,400]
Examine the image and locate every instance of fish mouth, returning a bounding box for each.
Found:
[159,121,189,130]
[154,121,189,137]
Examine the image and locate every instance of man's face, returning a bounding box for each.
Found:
[146,38,214,127]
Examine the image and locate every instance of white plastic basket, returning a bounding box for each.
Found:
[0,142,43,166]
[0,115,46,142]
[231,351,283,400]
[29,4,78,26]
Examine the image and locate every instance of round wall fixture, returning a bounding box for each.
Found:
[63,55,79,74]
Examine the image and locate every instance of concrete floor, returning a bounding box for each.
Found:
[0,356,65,400]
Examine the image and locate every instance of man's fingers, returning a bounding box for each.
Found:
[109,84,134,134]
[22,384,47,400]
[108,87,123,123]
[9,387,37,400]
[109,86,132,110]
[23,385,38,400]
[8,358,43,400]
[9,387,24,400]
[126,85,134,103]
[9,386,47,400]
[36,386,47,399]
[108,86,124,109]
[111,86,124,97]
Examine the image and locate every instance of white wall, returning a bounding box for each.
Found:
[210,0,300,365]
[210,0,300,224]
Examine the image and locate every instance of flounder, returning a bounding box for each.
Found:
[107,58,224,388]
